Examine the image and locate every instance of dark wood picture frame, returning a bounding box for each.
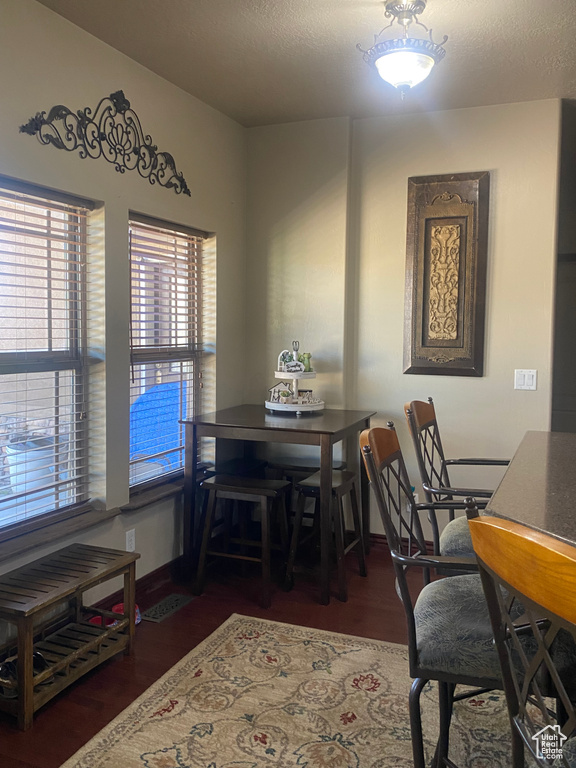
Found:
[403,171,490,377]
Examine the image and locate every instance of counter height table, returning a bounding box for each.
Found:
[182,405,376,604]
[485,430,576,546]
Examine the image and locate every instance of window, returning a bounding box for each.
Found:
[0,180,92,528]
[129,214,206,485]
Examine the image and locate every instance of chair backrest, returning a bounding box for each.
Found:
[469,513,576,767]
[404,397,451,502]
[360,423,427,559]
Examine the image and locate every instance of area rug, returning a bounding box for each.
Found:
[61,613,514,768]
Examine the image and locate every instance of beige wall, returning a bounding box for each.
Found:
[247,100,561,534]
[0,0,247,589]
[0,1,563,583]
[245,118,351,411]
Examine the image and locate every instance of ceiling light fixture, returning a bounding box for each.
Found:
[358,1,447,96]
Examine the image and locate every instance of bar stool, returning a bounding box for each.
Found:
[215,457,268,477]
[266,456,346,482]
[193,475,291,608]
[266,457,348,528]
[194,459,268,542]
[285,470,366,601]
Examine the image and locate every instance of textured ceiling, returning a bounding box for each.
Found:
[35,0,576,127]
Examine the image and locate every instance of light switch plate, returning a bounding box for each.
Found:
[514,369,537,390]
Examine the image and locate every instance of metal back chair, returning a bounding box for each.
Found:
[404,397,508,556]
[404,398,452,502]
[359,423,427,561]
[360,425,501,768]
[468,510,576,768]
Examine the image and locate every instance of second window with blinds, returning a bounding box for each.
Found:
[129,214,206,486]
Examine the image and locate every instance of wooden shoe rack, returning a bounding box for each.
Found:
[0,543,139,729]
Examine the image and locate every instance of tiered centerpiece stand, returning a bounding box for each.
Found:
[265,371,324,414]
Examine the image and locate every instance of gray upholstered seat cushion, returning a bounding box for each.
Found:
[439,514,474,557]
[555,735,576,766]
[414,573,502,681]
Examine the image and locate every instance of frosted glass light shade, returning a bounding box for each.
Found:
[375,50,435,89]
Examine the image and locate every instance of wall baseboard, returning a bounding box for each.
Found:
[94,534,435,609]
[94,556,184,609]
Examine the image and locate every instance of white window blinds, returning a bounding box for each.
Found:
[0,182,91,528]
[129,215,205,485]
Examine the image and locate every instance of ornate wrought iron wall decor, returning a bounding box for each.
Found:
[403,172,490,376]
[20,90,190,196]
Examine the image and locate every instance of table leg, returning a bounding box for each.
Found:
[319,435,333,605]
[182,423,198,580]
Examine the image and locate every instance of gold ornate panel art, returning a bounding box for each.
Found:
[403,172,490,376]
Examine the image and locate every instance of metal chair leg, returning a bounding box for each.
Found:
[409,677,429,768]
[510,722,524,768]
[433,681,454,768]
[557,695,569,728]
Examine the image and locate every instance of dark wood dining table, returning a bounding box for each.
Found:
[485,430,576,546]
[182,404,376,604]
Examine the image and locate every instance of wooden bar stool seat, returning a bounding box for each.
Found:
[193,475,291,608]
[214,458,268,476]
[285,469,367,602]
[194,459,268,540]
[266,456,346,481]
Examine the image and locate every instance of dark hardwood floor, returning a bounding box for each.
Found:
[0,538,421,768]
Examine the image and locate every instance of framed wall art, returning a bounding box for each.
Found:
[403,171,490,377]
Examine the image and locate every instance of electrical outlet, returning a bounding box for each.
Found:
[125,528,136,552]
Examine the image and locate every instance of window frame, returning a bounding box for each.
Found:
[0,188,211,557]
[128,212,207,488]
[0,175,95,543]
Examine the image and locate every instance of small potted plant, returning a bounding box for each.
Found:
[279,390,292,404]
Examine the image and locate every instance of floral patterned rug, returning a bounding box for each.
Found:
[61,613,514,768]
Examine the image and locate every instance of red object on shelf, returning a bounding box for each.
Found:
[112,603,141,625]
[86,604,140,628]
[88,615,118,628]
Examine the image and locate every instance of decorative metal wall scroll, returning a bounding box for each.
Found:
[20,90,190,196]
[403,171,489,376]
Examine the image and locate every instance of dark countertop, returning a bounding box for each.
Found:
[486,430,576,546]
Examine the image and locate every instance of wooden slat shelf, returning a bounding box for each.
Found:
[0,543,139,729]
